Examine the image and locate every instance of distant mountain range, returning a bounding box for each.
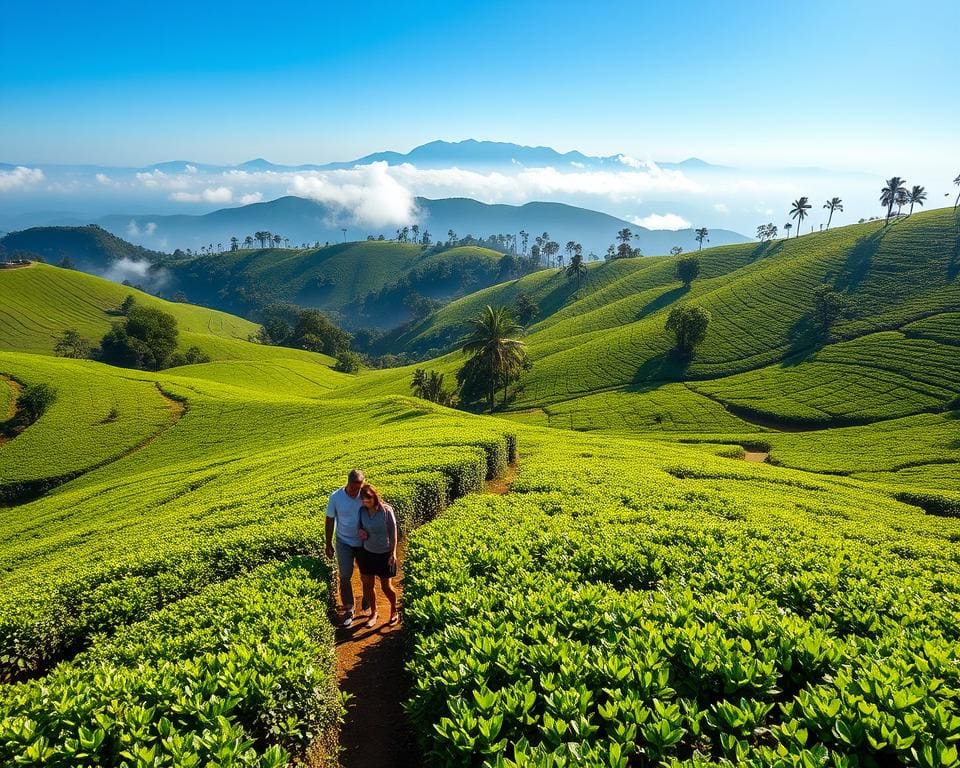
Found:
[92,196,747,256]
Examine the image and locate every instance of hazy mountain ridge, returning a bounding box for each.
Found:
[93,195,748,256]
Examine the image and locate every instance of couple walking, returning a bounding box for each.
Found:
[325,469,400,628]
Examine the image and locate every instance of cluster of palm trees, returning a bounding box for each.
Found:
[879,178,927,221]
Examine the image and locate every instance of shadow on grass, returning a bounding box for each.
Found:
[629,351,690,388]
[635,285,688,321]
[784,315,827,364]
[834,230,883,293]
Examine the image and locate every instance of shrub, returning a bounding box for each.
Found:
[53,329,91,359]
[676,256,701,287]
[665,304,711,355]
[99,305,179,370]
[333,350,362,373]
[12,383,56,427]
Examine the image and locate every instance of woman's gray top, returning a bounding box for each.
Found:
[361,503,397,554]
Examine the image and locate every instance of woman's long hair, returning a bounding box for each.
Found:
[361,483,384,512]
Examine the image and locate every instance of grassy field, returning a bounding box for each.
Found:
[2,212,959,766]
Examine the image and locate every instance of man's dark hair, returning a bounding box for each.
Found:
[348,469,365,484]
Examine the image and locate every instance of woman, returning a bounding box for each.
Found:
[356,483,400,628]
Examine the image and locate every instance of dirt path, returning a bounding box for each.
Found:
[328,464,518,767]
[332,540,418,768]
[743,450,770,463]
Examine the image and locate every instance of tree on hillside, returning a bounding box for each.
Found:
[292,309,352,356]
[695,227,709,251]
[411,224,420,244]
[670,246,683,257]
[421,229,432,246]
[954,173,960,209]
[823,197,843,230]
[880,176,907,222]
[784,222,793,238]
[53,329,91,359]
[460,305,527,411]
[544,240,560,267]
[9,383,56,430]
[615,228,633,259]
[513,292,539,326]
[676,256,700,288]
[789,197,812,237]
[907,185,927,215]
[605,245,616,261]
[410,368,456,406]
[230,237,239,251]
[272,234,282,248]
[565,248,587,290]
[447,229,457,245]
[564,240,577,269]
[666,304,711,356]
[100,304,179,371]
[244,236,254,249]
[895,187,908,216]
[812,285,852,331]
[519,230,529,256]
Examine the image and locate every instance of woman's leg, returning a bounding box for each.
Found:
[360,574,377,621]
[379,576,397,615]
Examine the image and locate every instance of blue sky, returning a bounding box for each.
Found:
[2,0,957,172]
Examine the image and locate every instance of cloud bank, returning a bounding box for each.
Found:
[0,166,45,192]
[627,213,692,230]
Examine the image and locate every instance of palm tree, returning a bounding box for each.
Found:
[447,229,457,245]
[784,222,793,238]
[519,230,529,256]
[789,197,812,237]
[880,177,907,222]
[823,197,843,230]
[695,227,709,251]
[565,247,587,290]
[954,174,960,209]
[272,234,282,248]
[244,235,254,249]
[461,305,526,411]
[895,188,908,216]
[907,185,926,215]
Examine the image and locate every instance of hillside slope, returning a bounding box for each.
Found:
[0,225,166,273]
[0,262,330,363]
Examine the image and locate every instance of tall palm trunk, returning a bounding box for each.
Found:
[826,210,834,230]
[909,202,915,215]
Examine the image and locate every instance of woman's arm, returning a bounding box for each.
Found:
[388,507,398,563]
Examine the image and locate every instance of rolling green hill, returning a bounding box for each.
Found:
[0,262,336,363]
[166,240,512,328]
[1,209,959,766]
[0,225,166,272]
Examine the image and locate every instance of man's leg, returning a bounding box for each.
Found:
[335,539,356,615]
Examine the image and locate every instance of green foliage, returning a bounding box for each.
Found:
[461,305,528,410]
[812,285,851,330]
[676,256,701,287]
[99,303,180,371]
[292,309,352,356]
[666,304,711,355]
[12,382,56,427]
[168,345,212,367]
[411,368,457,407]
[53,329,91,359]
[513,292,539,326]
[403,433,960,767]
[0,561,339,766]
[333,349,362,373]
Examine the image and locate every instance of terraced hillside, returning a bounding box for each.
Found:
[0,262,331,362]
[159,240,509,328]
[2,219,959,767]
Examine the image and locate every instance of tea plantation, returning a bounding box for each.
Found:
[1,209,959,766]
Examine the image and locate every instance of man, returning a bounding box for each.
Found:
[325,468,369,627]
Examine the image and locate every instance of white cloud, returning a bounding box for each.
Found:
[713,202,729,214]
[570,161,585,169]
[144,222,157,235]
[95,172,112,185]
[239,192,263,205]
[170,186,233,203]
[0,166,45,192]
[627,213,692,230]
[289,162,417,227]
[185,164,198,174]
[617,154,644,169]
[103,257,168,290]
[126,220,140,237]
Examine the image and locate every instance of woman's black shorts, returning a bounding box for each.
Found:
[358,549,394,578]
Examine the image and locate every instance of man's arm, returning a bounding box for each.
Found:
[325,494,336,558]
[325,517,335,559]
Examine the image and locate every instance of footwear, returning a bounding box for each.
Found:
[340,612,355,628]
[388,611,400,626]
[365,612,380,628]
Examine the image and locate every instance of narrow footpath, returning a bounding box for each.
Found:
[328,465,518,768]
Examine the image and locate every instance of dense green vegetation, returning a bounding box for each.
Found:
[404,431,960,767]
[1,208,958,766]
[0,225,166,273]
